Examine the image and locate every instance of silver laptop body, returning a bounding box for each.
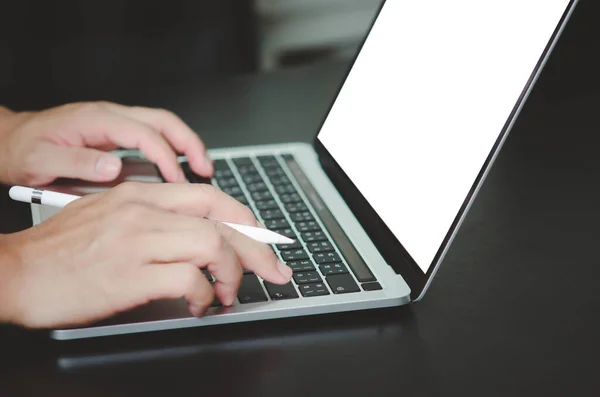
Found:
[31,0,578,340]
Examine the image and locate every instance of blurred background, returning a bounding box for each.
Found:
[0,0,598,111]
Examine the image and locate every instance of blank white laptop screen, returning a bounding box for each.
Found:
[317,0,571,272]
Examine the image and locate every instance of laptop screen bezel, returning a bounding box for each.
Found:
[311,0,579,300]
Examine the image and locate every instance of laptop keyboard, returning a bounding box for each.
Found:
[182,154,382,306]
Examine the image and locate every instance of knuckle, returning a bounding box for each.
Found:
[114,202,148,223]
[72,101,102,115]
[95,100,112,108]
[112,181,142,200]
[204,225,228,253]
[155,107,178,121]
[157,107,173,116]
[197,183,219,200]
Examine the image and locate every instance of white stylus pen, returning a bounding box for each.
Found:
[8,186,295,245]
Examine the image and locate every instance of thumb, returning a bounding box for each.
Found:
[41,145,123,182]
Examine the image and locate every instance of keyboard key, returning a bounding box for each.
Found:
[299,283,330,297]
[307,241,334,253]
[214,159,230,170]
[237,274,268,304]
[301,231,328,242]
[320,263,349,276]
[243,269,254,275]
[242,174,264,184]
[232,157,253,166]
[247,182,269,192]
[313,252,342,264]
[362,282,383,291]
[272,228,296,239]
[216,177,239,188]
[293,271,323,284]
[326,273,360,294]
[181,162,212,184]
[287,260,315,272]
[237,165,257,175]
[222,186,244,196]
[275,184,298,195]
[286,202,308,213]
[233,195,249,205]
[260,209,285,220]
[214,169,233,179]
[276,240,303,251]
[257,156,280,168]
[251,191,273,202]
[264,281,299,300]
[255,200,279,211]
[280,193,302,204]
[266,219,290,230]
[269,176,290,186]
[265,168,285,178]
[281,249,309,261]
[290,211,314,223]
[296,221,321,233]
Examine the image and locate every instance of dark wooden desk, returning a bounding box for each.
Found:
[1,59,599,397]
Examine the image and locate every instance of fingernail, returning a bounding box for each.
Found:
[277,260,293,281]
[96,154,121,177]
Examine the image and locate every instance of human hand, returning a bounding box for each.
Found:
[0,102,213,186]
[0,182,293,329]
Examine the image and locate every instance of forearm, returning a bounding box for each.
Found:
[0,106,18,185]
[0,234,18,324]
[0,106,15,136]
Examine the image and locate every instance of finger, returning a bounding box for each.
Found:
[76,111,185,182]
[220,223,293,285]
[107,182,260,227]
[105,104,213,177]
[139,263,215,316]
[35,144,123,182]
[134,223,242,306]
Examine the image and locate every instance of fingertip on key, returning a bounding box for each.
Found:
[277,260,293,281]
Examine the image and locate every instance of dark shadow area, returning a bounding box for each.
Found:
[0,306,441,397]
[1,0,599,111]
[536,0,600,101]
[0,0,257,110]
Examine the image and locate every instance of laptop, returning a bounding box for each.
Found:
[31,0,579,340]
